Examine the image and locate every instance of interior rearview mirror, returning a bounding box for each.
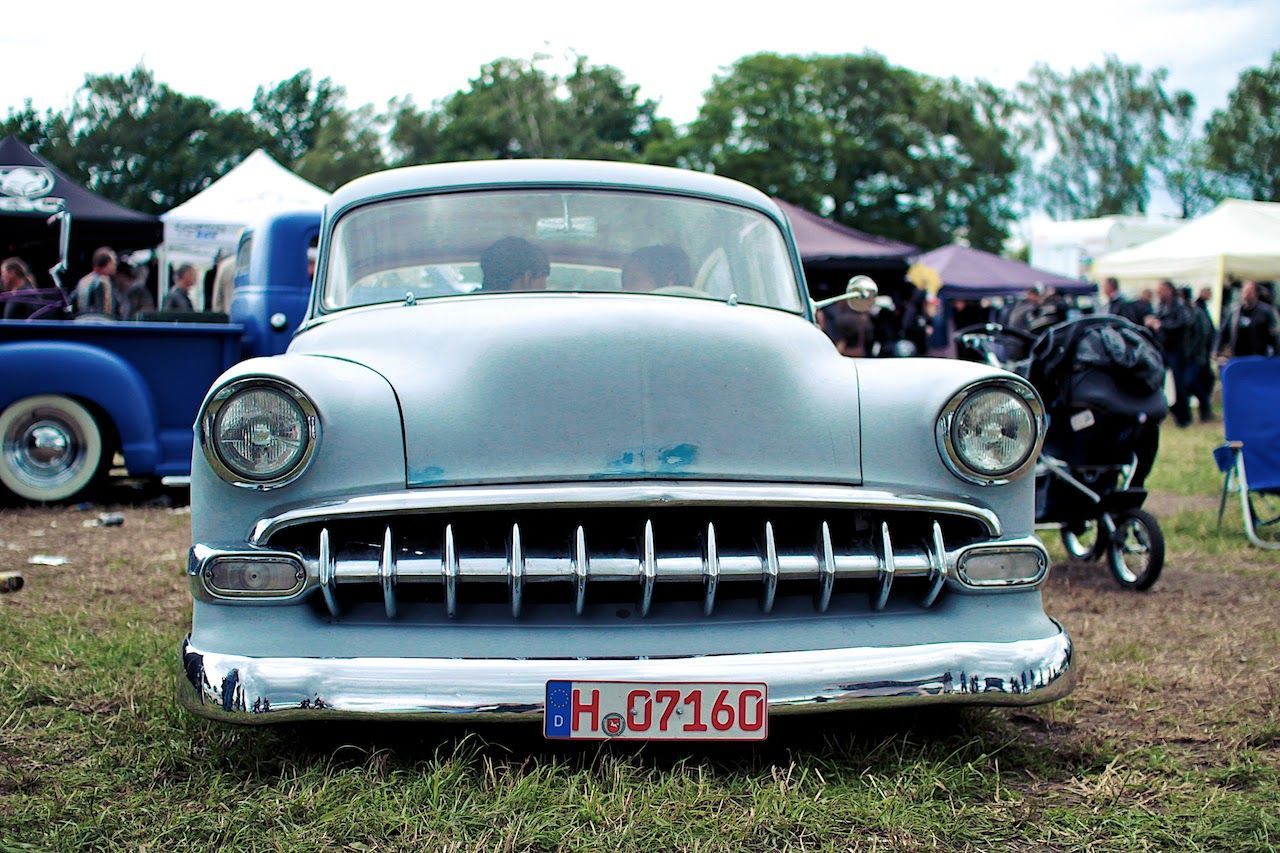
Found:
[812,275,879,313]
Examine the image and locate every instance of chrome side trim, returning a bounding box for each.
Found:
[177,622,1076,723]
[249,483,1002,543]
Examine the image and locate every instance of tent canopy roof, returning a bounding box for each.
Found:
[773,198,918,264]
[162,149,329,226]
[1093,199,1280,282]
[0,135,161,251]
[913,243,1094,298]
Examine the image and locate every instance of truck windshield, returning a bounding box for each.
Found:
[322,189,803,313]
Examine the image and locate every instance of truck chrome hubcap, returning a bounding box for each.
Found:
[5,418,82,485]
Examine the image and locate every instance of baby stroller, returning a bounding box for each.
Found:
[958,316,1167,590]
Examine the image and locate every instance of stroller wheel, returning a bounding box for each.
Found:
[1061,521,1104,562]
[1106,508,1165,591]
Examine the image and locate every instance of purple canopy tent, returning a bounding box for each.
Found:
[772,198,918,303]
[913,244,1094,300]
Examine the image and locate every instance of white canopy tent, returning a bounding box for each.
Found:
[1093,199,1280,322]
[1030,215,1179,280]
[159,149,329,307]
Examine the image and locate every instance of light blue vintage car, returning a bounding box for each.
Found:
[179,160,1075,738]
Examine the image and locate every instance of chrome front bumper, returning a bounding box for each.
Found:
[178,623,1076,724]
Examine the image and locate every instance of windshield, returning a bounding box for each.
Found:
[322,189,803,313]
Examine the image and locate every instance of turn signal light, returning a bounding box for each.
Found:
[205,558,305,597]
[958,548,1047,587]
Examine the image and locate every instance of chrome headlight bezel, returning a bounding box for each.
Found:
[200,377,320,490]
[936,378,1045,486]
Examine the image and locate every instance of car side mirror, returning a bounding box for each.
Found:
[812,276,879,313]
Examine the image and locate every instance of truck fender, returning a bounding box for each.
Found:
[0,341,161,474]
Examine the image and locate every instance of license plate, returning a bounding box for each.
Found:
[544,680,769,741]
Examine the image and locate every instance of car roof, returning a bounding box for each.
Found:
[327,159,782,219]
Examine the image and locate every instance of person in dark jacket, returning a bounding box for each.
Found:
[163,264,197,312]
[1218,280,1278,359]
[1179,287,1216,421]
[73,246,121,317]
[1101,277,1149,325]
[1144,280,1193,427]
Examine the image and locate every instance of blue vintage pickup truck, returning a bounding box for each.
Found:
[0,211,319,502]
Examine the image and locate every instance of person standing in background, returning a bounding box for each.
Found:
[73,247,119,317]
[1,257,39,320]
[163,264,198,312]
[1144,281,1192,427]
[1218,280,1278,359]
[1183,286,1216,422]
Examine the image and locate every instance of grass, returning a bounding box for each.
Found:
[2,419,1278,850]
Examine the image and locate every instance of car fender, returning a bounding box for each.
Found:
[0,340,161,473]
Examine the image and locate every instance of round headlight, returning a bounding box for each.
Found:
[937,380,1043,485]
[202,379,318,488]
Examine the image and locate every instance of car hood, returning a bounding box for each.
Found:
[291,294,861,486]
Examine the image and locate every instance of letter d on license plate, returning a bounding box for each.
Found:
[544,680,768,741]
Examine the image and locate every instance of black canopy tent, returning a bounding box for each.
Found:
[773,198,919,302]
[0,136,162,287]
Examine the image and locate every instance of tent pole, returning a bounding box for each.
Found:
[1212,254,1226,326]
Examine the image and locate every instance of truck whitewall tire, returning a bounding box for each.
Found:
[0,394,106,503]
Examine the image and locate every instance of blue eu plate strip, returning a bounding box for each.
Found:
[544,680,573,738]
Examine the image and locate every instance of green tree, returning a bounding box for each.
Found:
[27,66,257,213]
[1,100,76,166]
[1162,96,1222,218]
[250,70,343,166]
[294,103,387,191]
[388,55,669,166]
[1017,56,1193,218]
[251,69,389,189]
[676,52,1019,251]
[1205,50,1280,201]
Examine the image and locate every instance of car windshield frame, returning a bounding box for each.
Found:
[316,187,807,316]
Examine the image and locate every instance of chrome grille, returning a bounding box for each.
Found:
[264,502,993,620]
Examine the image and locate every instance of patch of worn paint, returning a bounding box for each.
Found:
[411,465,447,483]
[605,449,646,472]
[658,443,698,470]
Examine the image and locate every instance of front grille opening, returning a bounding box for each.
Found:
[277,502,990,621]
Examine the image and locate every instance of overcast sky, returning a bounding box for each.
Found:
[4,0,1276,128]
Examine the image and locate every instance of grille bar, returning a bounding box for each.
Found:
[443,524,458,618]
[817,521,835,613]
[311,515,958,617]
[380,526,396,619]
[762,522,779,614]
[510,523,524,618]
[923,521,947,607]
[874,522,894,611]
[703,521,719,616]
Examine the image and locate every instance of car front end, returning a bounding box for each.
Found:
[179,160,1074,734]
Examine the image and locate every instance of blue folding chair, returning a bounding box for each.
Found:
[1215,357,1280,549]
